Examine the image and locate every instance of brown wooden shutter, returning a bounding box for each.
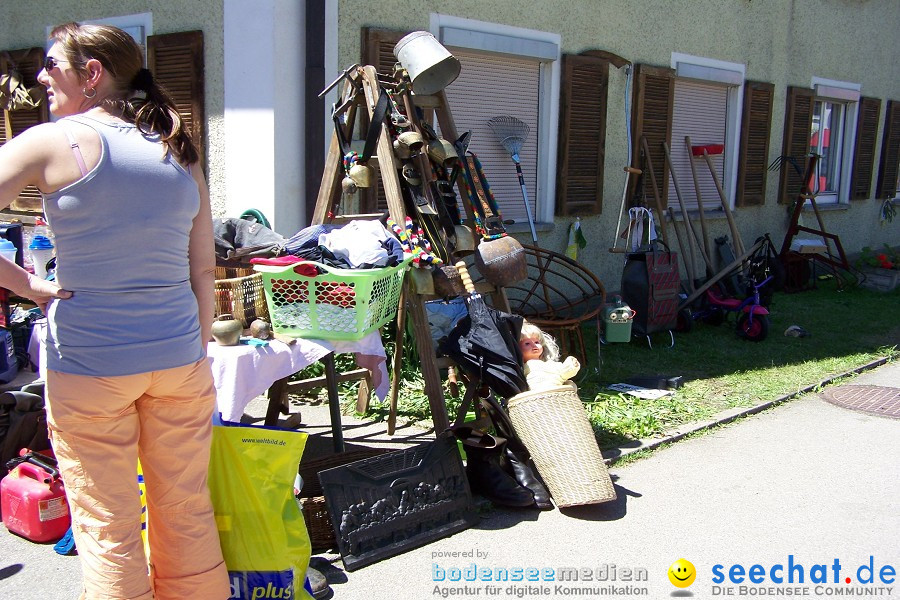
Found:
[630,64,674,206]
[359,28,409,213]
[777,86,814,204]
[1,47,49,213]
[147,31,205,174]
[735,81,774,207]
[849,96,882,201]
[556,54,608,216]
[875,100,900,199]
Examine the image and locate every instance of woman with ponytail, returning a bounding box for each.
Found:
[0,22,229,599]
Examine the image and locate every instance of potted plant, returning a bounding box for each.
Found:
[856,244,900,292]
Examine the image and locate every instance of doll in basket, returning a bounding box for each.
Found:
[518,321,580,391]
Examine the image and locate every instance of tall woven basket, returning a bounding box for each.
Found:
[507,384,616,508]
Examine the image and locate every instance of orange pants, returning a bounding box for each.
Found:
[46,359,230,600]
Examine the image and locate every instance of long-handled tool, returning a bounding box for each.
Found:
[640,136,692,286]
[663,141,713,279]
[609,166,643,253]
[639,136,670,245]
[697,144,745,257]
[684,136,713,270]
[488,115,538,245]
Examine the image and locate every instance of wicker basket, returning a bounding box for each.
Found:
[296,448,389,551]
[214,270,269,328]
[507,384,616,508]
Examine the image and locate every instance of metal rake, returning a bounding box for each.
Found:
[488,115,538,243]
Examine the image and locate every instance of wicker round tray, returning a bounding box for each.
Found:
[508,384,616,508]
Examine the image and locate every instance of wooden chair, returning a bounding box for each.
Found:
[490,244,606,364]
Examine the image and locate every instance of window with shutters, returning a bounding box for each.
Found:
[430,15,561,228]
[667,54,745,213]
[0,47,49,215]
[667,79,729,211]
[556,54,609,217]
[810,98,846,200]
[875,100,900,200]
[78,13,152,58]
[442,50,541,225]
[779,77,861,206]
[1,13,204,223]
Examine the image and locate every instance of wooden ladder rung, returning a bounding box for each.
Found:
[330,213,385,223]
[284,368,371,393]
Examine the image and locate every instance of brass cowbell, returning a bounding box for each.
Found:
[348,163,375,188]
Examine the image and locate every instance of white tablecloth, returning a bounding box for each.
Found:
[29,321,388,422]
[206,331,388,422]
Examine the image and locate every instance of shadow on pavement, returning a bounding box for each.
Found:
[559,481,640,522]
[0,564,24,581]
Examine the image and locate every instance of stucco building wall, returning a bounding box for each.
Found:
[336,0,900,278]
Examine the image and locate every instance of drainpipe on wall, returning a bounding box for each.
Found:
[304,0,327,227]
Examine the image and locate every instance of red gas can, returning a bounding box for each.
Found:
[1,460,70,542]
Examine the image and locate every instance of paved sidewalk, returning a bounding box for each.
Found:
[1,360,897,599]
[317,360,900,599]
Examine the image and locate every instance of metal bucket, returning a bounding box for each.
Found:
[474,235,528,288]
[393,31,461,95]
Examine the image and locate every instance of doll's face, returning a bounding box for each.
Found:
[519,336,544,361]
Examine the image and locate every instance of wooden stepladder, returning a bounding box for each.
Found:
[778,154,853,290]
[311,65,485,434]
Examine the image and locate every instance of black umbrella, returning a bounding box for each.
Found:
[439,262,527,399]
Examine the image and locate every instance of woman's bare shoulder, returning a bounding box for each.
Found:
[3,121,69,153]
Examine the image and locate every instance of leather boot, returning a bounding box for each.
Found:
[454,427,535,508]
[504,448,553,510]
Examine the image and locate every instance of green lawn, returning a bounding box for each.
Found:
[316,279,898,451]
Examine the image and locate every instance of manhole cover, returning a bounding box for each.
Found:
[819,385,900,419]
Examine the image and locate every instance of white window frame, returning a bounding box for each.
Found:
[809,76,861,205]
[430,14,561,224]
[46,13,153,60]
[45,13,153,123]
[670,53,745,210]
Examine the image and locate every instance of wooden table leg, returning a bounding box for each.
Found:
[387,281,409,435]
[322,352,345,452]
[264,376,289,427]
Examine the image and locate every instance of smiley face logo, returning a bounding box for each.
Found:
[668,558,696,588]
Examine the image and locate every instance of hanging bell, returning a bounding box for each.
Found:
[401,163,422,186]
[393,138,412,160]
[397,130,425,155]
[426,138,458,168]
[348,163,375,188]
[452,224,476,255]
[341,175,358,195]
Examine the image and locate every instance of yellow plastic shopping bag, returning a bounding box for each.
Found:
[137,462,149,561]
[208,422,313,600]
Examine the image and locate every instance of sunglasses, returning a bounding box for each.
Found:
[42,56,69,72]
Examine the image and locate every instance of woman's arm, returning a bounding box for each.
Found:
[188,166,216,349]
[0,125,72,311]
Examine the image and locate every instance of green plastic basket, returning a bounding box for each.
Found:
[255,257,411,341]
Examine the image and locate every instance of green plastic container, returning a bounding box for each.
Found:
[602,301,634,343]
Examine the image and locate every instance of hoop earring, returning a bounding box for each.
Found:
[82,87,97,99]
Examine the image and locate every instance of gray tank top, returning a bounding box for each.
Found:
[41,115,204,376]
